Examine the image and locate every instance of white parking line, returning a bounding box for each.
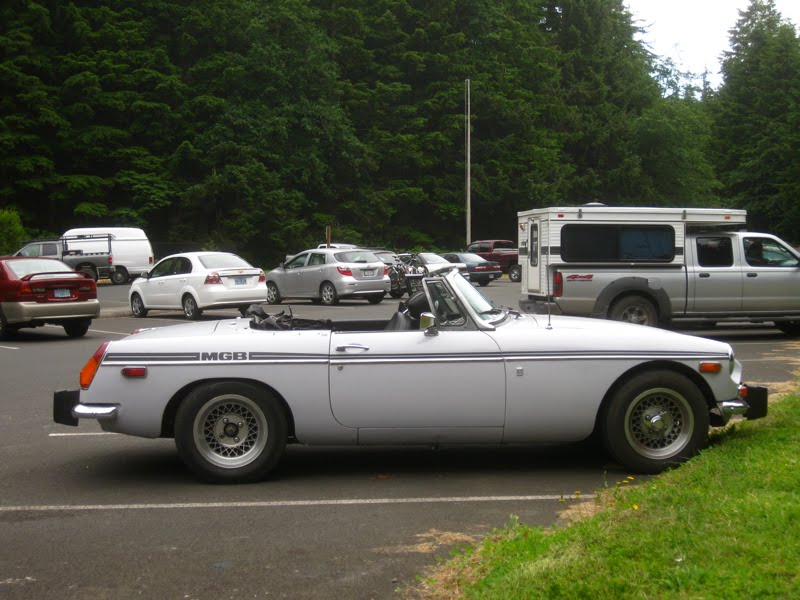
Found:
[0,345,20,350]
[49,432,117,437]
[0,494,592,513]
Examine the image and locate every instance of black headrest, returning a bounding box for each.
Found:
[405,291,430,319]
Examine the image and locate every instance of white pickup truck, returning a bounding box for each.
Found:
[517,206,800,335]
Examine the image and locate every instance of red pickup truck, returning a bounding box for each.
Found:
[465,239,521,282]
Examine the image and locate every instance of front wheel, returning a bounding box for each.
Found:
[63,320,90,338]
[508,264,522,283]
[130,293,148,318]
[182,294,202,320]
[174,382,288,483]
[602,370,708,473]
[266,282,282,305]
[609,295,657,326]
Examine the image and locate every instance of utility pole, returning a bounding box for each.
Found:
[465,78,471,246]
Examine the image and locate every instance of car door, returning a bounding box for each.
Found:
[328,280,506,443]
[139,257,176,307]
[157,256,193,308]
[297,252,327,296]
[280,253,309,296]
[741,236,800,311]
[689,236,743,312]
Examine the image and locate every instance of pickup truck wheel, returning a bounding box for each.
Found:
[174,382,288,484]
[111,267,129,285]
[266,282,282,305]
[182,294,202,320]
[63,320,90,338]
[776,321,800,336]
[508,264,522,283]
[609,295,657,326]
[77,265,98,281]
[602,370,708,474]
[320,282,339,306]
[130,293,148,318]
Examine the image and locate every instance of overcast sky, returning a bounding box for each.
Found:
[624,0,800,86]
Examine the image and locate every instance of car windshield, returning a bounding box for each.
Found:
[375,253,399,266]
[418,253,447,264]
[198,254,252,269]
[448,272,501,322]
[6,259,73,278]
[336,250,379,263]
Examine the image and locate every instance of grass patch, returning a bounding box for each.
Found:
[410,392,800,599]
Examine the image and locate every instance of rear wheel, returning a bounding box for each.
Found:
[776,320,800,336]
[367,293,384,304]
[389,289,405,299]
[508,264,522,283]
[174,381,288,483]
[0,308,19,339]
[609,295,658,326]
[77,264,98,281]
[602,370,708,473]
[320,282,339,306]
[63,320,90,338]
[130,293,148,318]
[111,267,129,285]
[182,294,202,320]
[266,282,281,305]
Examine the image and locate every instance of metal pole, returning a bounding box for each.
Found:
[465,78,471,246]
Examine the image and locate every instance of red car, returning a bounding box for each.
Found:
[0,256,100,338]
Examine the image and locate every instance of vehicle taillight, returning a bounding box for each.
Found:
[258,270,266,283]
[204,272,222,285]
[149,256,154,264]
[108,255,113,265]
[383,266,390,275]
[80,342,110,390]
[552,271,563,297]
[337,266,353,276]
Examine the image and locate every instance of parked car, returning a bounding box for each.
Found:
[441,252,503,286]
[465,239,520,282]
[129,252,267,320]
[266,248,390,306]
[0,256,100,338]
[399,252,469,294]
[54,269,767,483]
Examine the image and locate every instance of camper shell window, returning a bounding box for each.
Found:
[561,225,675,262]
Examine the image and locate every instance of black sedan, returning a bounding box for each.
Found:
[441,252,503,286]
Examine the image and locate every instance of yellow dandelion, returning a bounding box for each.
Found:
[632,504,640,511]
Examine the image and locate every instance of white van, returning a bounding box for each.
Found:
[62,227,154,284]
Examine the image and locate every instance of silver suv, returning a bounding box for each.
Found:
[266,248,390,305]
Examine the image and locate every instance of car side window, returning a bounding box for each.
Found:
[18,244,41,257]
[745,237,799,267]
[696,237,733,268]
[308,253,326,266]
[465,243,478,253]
[176,257,193,274]
[285,254,308,269]
[41,242,58,256]
[150,258,175,278]
[442,254,456,262]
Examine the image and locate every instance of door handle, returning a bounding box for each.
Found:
[335,343,370,352]
[699,273,711,278]
[746,272,758,278]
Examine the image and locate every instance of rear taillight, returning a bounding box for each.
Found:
[552,271,563,297]
[258,270,266,283]
[204,272,222,285]
[80,342,110,389]
[383,266,390,275]
[108,255,113,265]
[149,256,154,264]
[337,266,353,276]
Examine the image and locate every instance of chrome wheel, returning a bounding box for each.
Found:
[182,295,201,320]
[131,293,148,318]
[192,394,268,469]
[623,388,693,460]
[320,282,339,305]
[266,282,281,304]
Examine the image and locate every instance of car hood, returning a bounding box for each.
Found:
[495,312,733,356]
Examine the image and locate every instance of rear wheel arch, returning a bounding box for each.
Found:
[161,378,296,442]
[594,278,673,324]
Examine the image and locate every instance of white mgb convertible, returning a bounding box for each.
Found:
[54,270,767,483]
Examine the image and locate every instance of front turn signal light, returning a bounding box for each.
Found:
[699,362,722,374]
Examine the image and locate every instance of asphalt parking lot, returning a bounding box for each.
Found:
[1,278,797,599]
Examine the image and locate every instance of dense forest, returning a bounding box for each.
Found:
[1,0,798,264]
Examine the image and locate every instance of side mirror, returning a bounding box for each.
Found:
[140,272,150,280]
[420,312,438,336]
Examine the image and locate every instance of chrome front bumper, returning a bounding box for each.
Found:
[711,384,768,426]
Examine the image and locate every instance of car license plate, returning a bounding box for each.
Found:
[363,269,374,277]
[234,277,247,285]
[54,288,70,298]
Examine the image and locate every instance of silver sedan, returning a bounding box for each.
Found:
[266,248,390,305]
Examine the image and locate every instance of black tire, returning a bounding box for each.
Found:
[130,293,148,318]
[174,381,288,484]
[389,289,405,299]
[508,264,522,283]
[63,320,90,338]
[478,279,490,287]
[77,264,98,281]
[111,267,129,285]
[776,320,800,336]
[602,370,709,474]
[320,282,339,306]
[0,308,18,339]
[182,294,202,320]
[367,293,384,304]
[266,282,282,305]
[609,295,658,326]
